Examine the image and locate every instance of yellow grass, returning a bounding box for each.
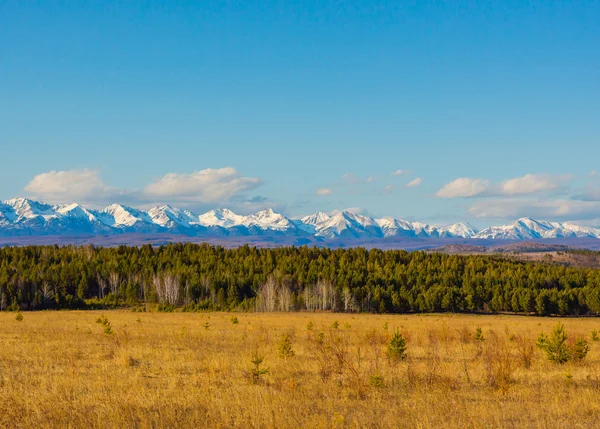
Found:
[1,311,600,428]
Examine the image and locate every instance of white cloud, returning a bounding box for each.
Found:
[365,176,376,183]
[436,178,489,198]
[142,167,261,203]
[436,174,570,199]
[383,184,394,194]
[23,167,262,207]
[406,177,423,188]
[500,174,569,196]
[315,188,333,196]
[24,169,122,204]
[391,169,405,176]
[589,170,598,177]
[468,198,600,220]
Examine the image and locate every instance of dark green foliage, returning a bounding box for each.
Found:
[1,243,600,315]
[537,323,570,364]
[96,315,113,334]
[387,329,407,361]
[278,334,295,359]
[474,327,485,342]
[15,312,23,322]
[591,330,599,342]
[231,316,239,325]
[250,350,269,384]
[370,373,384,387]
[572,337,590,361]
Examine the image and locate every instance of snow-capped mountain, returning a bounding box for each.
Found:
[293,212,331,234]
[439,222,478,238]
[376,218,417,237]
[474,218,600,240]
[0,198,599,242]
[314,212,383,239]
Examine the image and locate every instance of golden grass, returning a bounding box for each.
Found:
[1,311,600,428]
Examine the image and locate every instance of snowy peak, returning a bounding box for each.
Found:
[98,204,152,227]
[314,211,382,239]
[198,208,244,227]
[474,218,600,240]
[439,222,478,238]
[3,197,56,220]
[147,205,196,228]
[0,197,598,241]
[244,209,295,231]
[301,212,331,225]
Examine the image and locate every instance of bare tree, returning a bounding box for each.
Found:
[303,284,317,312]
[256,275,278,312]
[41,282,54,304]
[316,280,337,311]
[200,276,212,302]
[278,285,291,312]
[96,274,108,299]
[108,272,120,297]
[153,272,180,305]
[342,287,355,312]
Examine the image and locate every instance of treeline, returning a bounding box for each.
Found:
[1,243,600,315]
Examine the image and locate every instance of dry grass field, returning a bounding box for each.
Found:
[1,311,600,428]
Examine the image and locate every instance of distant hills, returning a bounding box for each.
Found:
[1,197,600,246]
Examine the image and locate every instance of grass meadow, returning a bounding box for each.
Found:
[1,311,600,428]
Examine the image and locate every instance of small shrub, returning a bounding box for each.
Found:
[536,332,549,350]
[387,329,407,361]
[383,322,388,331]
[250,349,269,384]
[537,323,570,364]
[231,317,239,325]
[572,337,590,361]
[203,322,210,330]
[278,333,295,359]
[483,338,516,392]
[15,312,23,322]
[96,315,109,326]
[515,334,534,369]
[96,315,114,334]
[591,330,599,342]
[332,320,339,329]
[474,327,485,342]
[369,373,384,388]
[306,321,314,331]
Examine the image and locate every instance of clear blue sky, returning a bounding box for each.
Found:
[1,1,599,226]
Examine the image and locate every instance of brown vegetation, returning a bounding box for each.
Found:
[1,311,600,428]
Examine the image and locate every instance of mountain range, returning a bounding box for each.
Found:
[1,197,599,243]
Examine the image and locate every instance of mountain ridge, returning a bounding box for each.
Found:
[1,197,599,241]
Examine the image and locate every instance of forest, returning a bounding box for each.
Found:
[1,243,600,315]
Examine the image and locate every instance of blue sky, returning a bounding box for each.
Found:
[1,1,599,226]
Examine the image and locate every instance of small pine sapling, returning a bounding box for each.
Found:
[250,349,269,384]
[474,327,485,342]
[278,333,295,359]
[572,337,590,361]
[387,329,407,361]
[537,323,570,364]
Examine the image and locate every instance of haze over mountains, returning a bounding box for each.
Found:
[1,198,599,244]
